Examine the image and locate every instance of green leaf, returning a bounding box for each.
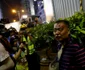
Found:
[76,26,85,34]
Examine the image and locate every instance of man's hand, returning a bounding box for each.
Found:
[19,43,25,48]
[19,43,25,51]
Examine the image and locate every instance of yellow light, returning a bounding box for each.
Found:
[13,19,16,22]
[21,10,25,13]
[12,9,17,13]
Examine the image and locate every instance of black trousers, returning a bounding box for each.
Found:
[26,52,40,70]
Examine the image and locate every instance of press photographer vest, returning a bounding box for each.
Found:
[22,35,35,55]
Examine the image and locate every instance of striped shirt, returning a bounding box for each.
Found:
[58,37,85,70]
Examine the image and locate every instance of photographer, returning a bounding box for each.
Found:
[22,31,40,70]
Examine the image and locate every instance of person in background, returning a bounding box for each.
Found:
[34,17,41,26]
[0,23,25,70]
[7,27,18,42]
[27,18,34,28]
[21,30,40,70]
[0,23,15,70]
[50,20,85,70]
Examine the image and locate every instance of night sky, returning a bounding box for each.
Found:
[1,0,22,22]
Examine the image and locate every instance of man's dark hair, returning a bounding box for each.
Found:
[56,20,70,28]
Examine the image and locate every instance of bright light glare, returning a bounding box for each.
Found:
[21,10,25,13]
[12,9,17,13]
[42,1,44,3]
[13,19,16,22]
[38,4,40,7]
[34,0,37,1]
[22,15,28,19]
[5,22,21,32]
[43,0,54,22]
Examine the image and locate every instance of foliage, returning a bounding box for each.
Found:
[26,11,85,50]
[27,22,55,50]
[65,11,85,42]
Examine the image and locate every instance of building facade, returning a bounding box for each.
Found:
[0,2,3,19]
[21,0,46,23]
[21,0,31,16]
[21,0,85,22]
[52,0,81,20]
[29,0,46,23]
[37,0,46,23]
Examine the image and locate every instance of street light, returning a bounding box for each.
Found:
[12,9,25,21]
[13,19,16,22]
[21,10,25,13]
[12,9,17,13]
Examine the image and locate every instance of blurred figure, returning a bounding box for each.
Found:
[20,30,40,70]
[0,23,25,70]
[26,33,40,70]
[7,27,18,42]
[27,21,34,28]
[34,17,41,26]
[0,23,15,70]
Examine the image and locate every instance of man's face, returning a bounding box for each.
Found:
[53,22,70,41]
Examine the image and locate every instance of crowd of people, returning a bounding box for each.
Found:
[0,18,85,70]
[0,17,40,70]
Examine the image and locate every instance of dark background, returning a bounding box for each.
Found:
[0,0,22,22]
